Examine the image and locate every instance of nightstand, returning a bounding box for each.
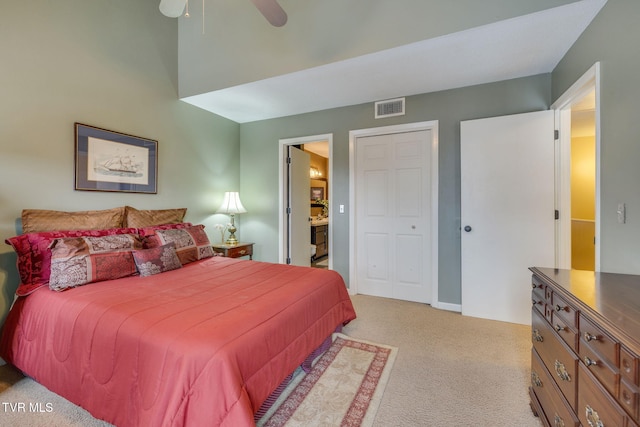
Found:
[211,242,254,260]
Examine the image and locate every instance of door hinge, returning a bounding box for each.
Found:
[286,156,292,164]
[286,207,291,214]
[554,130,559,140]
[555,210,559,220]
[286,257,291,265]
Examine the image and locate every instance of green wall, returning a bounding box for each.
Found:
[552,0,640,274]
[0,0,240,322]
[240,74,551,305]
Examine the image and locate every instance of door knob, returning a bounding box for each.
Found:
[464,225,472,232]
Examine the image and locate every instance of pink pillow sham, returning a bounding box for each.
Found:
[132,242,182,277]
[150,225,213,265]
[6,223,195,296]
[6,227,138,296]
[49,234,142,291]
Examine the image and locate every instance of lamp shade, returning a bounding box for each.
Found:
[216,192,247,215]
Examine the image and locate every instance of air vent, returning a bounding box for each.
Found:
[375,97,405,119]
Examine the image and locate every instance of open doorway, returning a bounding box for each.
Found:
[569,90,596,270]
[553,62,600,271]
[305,142,330,269]
[278,134,333,270]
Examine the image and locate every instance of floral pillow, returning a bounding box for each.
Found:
[48,234,142,291]
[151,225,213,265]
[6,227,139,296]
[132,243,182,277]
[137,222,193,248]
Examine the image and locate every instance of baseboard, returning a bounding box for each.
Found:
[433,301,462,312]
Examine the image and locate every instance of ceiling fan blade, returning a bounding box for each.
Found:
[159,0,187,18]
[250,0,288,27]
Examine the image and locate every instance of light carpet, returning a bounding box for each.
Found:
[257,333,398,427]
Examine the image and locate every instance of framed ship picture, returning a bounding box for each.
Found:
[75,123,158,194]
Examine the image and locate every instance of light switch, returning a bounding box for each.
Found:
[617,203,626,224]
[339,204,345,214]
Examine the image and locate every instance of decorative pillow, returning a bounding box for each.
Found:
[137,222,193,248]
[21,207,125,233]
[132,243,182,277]
[123,206,187,228]
[6,227,139,296]
[151,225,213,265]
[48,234,142,291]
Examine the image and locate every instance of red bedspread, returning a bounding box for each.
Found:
[0,257,356,426]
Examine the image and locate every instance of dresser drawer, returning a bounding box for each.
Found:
[532,309,578,410]
[532,274,546,292]
[531,349,579,427]
[551,312,578,353]
[580,313,619,367]
[552,293,578,330]
[545,285,553,304]
[580,337,620,398]
[578,364,628,427]
[532,288,546,317]
[620,377,640,422]
[621,346,638,386]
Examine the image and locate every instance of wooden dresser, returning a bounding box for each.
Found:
[529,267,640,427]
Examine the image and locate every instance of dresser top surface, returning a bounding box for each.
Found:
[531,267,640,350]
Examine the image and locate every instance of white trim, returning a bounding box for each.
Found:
[551,62,601,271]
[278,133,334,267]
[348,121,439,306]
[432,302,461,313]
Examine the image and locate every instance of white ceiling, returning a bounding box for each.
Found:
[303,142,329,159]
[182,0,606,124]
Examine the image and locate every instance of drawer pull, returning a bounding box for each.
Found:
[554,414,565,427]
[532,282,537,289]
[531,371,542,387]
[585,405,604,427]
[239,250,246,254]
[555,304,568,313]
[532,329,544,342]
[554,360,571,382]
[584,356,598,367]
[584,331,598,342]
[555,324,565,332]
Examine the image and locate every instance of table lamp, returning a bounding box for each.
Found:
[216,191,247,245]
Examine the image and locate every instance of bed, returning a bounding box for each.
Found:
[0,207,356,426]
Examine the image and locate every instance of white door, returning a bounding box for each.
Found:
[355,130,433,303]
[461,110,555,325]
[287,146,310,266]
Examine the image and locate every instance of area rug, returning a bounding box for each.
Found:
[256,333,398,427]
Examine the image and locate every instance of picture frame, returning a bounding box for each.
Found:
[75,123,158,194]
[310,187,324,200]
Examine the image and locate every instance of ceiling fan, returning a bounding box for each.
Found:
[159,0,287,27]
